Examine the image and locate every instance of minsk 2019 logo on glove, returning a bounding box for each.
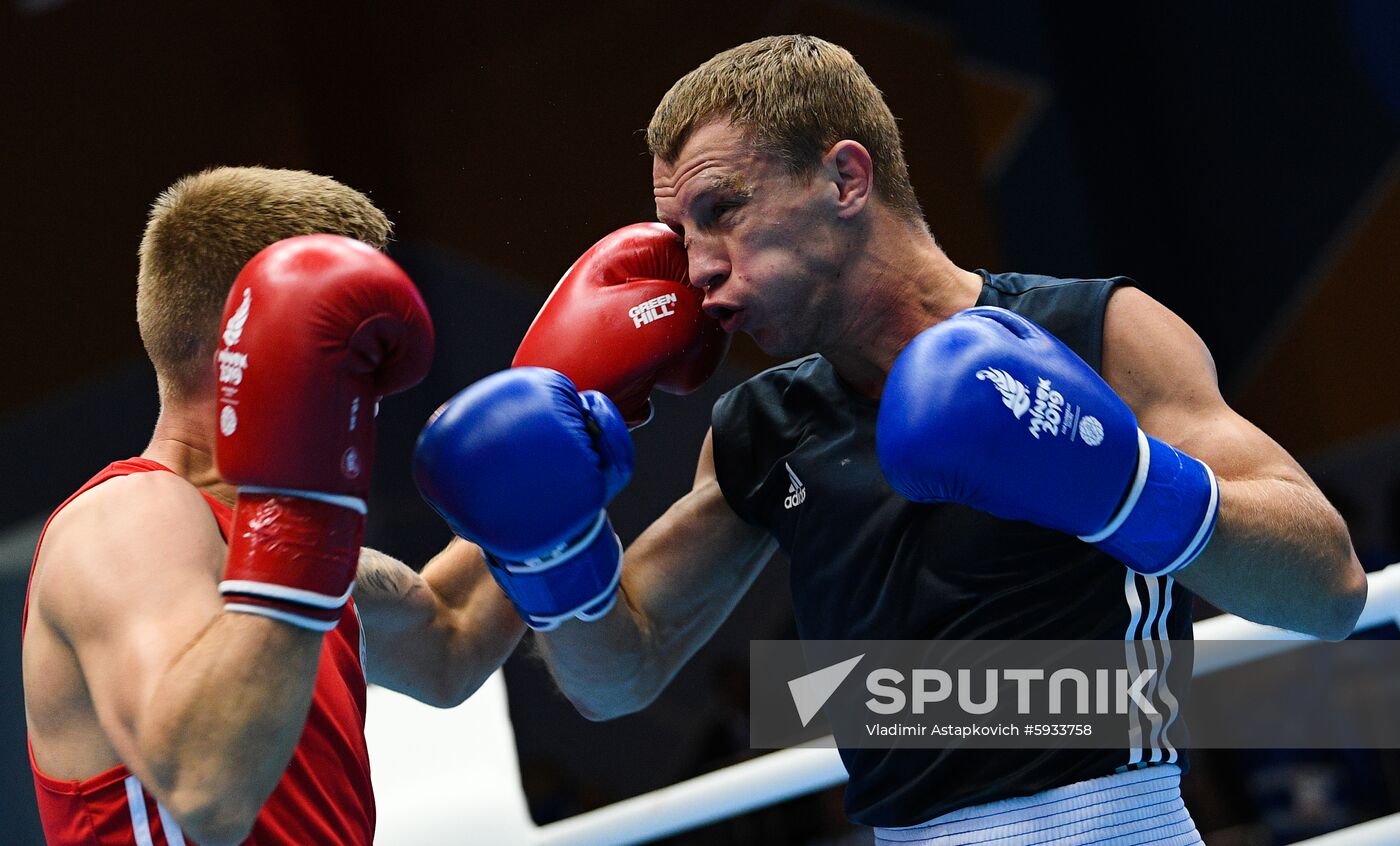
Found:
[216,288,252,437]
[975,368,1104,447]
[975,368,1031,418]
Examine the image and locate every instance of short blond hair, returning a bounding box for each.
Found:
[647,35,922,222]
[137,166,392,398]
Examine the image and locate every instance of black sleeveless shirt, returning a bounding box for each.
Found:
[711,271,1193,826]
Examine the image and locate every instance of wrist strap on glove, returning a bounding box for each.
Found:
[486,511,623,631]
[1080,430,1220,576]
[221,490,364,631]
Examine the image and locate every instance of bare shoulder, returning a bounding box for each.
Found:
[629,427,771,582]
[693,427,719,485]
[1101,286,1309,481]
[688,428,756,533]
[35,470,225,639]
[1101,286,1222,418]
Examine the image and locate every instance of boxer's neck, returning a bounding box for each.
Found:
[822,211,982,398]
[143,386,236,507]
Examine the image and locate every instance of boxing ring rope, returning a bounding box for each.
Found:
[1291,811,1400,846]
[525,563,1400,846]
[531,740,848,846]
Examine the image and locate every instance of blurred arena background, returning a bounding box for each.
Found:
[4,1,1400,843]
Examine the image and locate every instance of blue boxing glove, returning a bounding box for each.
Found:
[412,367,635,630]
[876,307,1218,576]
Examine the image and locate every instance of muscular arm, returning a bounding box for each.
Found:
[1103,287,1367,638]
[354,539,525,707]
[39,473,326,846]
[536,429,777,720]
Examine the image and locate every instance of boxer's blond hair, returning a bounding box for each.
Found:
[647,35,923,222]
[137,166,392,399]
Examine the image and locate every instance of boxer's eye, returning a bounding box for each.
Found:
[712,202,741,226]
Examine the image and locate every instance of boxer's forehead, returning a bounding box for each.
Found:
[653,120,763,228]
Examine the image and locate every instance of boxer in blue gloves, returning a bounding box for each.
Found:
[414,36,1365,846]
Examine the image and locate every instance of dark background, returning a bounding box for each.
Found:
[5,1,1400,843]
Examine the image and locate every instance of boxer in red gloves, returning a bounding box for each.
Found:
[22,168,522,846]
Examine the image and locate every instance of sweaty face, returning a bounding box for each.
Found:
[653,120,846,358]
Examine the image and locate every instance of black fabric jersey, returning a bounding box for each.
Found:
[711,270,1194,827]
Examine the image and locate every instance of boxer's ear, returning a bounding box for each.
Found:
[826,140,873,220]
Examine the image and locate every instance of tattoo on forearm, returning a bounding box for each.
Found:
[357,550,413,600]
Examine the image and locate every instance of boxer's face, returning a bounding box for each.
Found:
[654,119,850,357]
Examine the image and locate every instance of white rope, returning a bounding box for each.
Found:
[531,563,1400,846]
[1289,811,1400,845]
[532,741,846,846]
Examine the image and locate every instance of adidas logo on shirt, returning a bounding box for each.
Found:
[784,462,807,509]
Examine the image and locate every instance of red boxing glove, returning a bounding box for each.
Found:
[513,223,729,426]
[215,234,434,630]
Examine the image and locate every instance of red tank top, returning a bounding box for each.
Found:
[24,458,375,845]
